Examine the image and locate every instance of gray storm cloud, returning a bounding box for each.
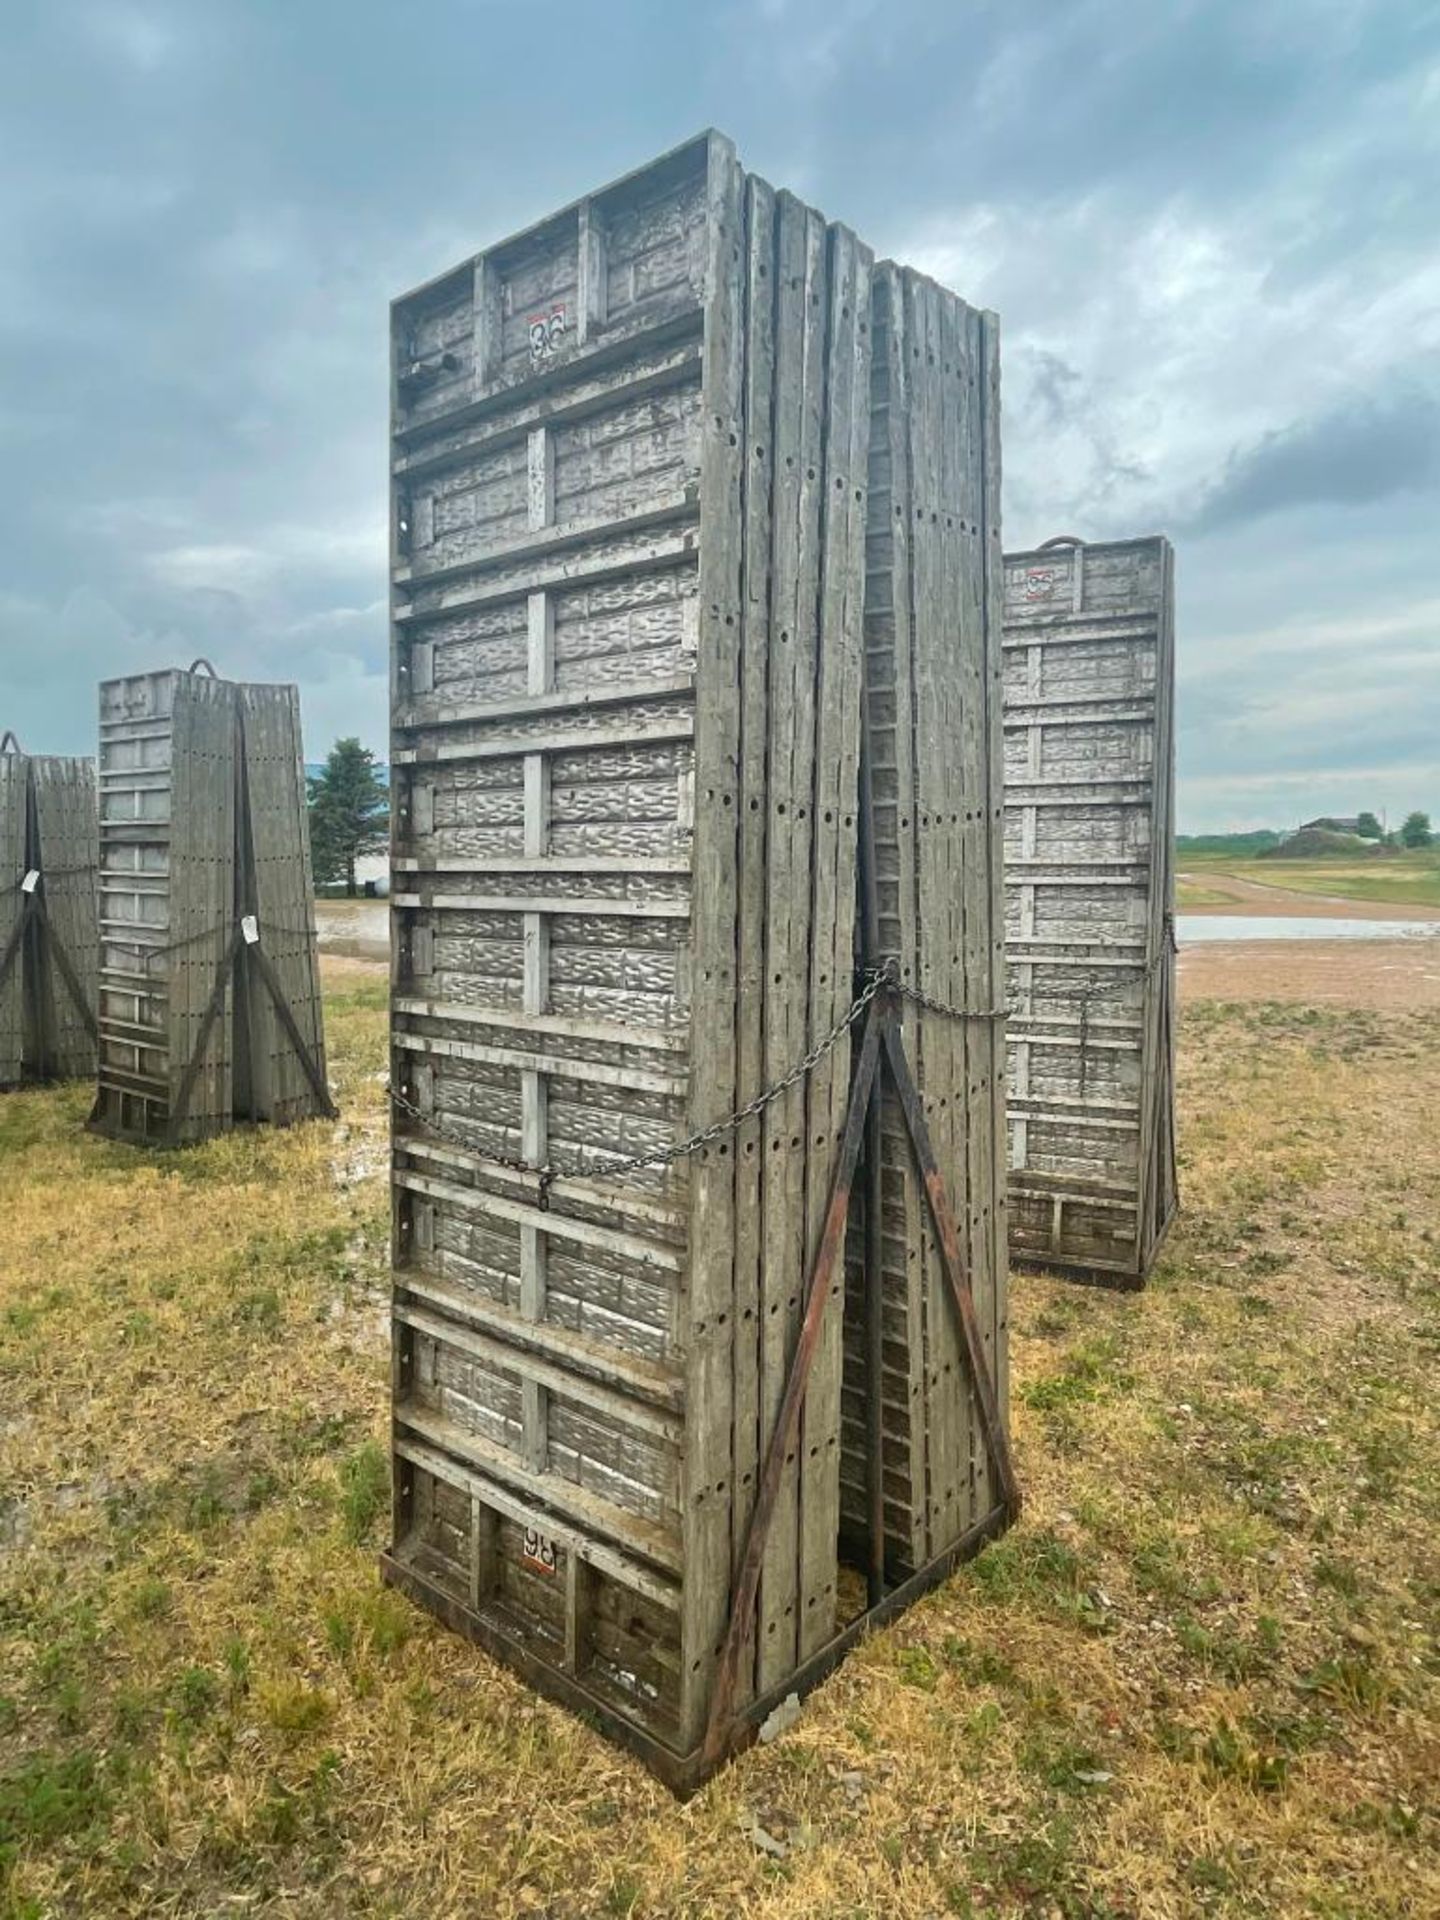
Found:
[1194,381,1440,532]
[0,0,1436,828]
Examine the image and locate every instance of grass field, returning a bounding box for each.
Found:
[1176,850,1440,912]
[2,967,1438,1918]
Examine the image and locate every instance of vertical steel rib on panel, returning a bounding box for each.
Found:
[845,267,1011,1576]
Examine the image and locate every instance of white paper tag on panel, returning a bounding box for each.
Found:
[21,870,39,895]
[241,914,260,945]
[679,590,700,666]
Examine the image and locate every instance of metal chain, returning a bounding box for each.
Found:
[1016,913,1176,1098]
[390,966,893,1203]
[1006,912,1177,1016]
[896,980,1008,1023]
[387,915,1173,1197]
[599,964,891,1185]
[1051,911,1179,1013]
[390,1082,539,1181]
[107,912,321,972]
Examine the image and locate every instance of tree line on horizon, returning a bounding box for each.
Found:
[1179,810,1434,855]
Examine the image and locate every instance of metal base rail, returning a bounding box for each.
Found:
[1011,1200,1180,1293]
[381,1494,1012,1800]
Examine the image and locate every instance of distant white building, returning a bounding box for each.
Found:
[355,852,389,897]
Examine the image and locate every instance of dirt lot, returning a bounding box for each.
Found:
[313,898,389,963]
[1180,936,1440,1012]
[1,947,1437,1918]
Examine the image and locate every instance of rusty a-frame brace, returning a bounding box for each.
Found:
[163,919,337,1143]
[0,878,99,1056]
[701,981,1021,1770]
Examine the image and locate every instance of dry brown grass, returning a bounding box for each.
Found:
[2,964,1437,1918]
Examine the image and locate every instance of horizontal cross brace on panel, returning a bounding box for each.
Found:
[395,1300,683,1444]
[393,305,705,452]
[393,1027,687,1096]
[395,1402,680,1574]
[394,532,696,625]
[395,1166,687,1271]
[397,1136,687,1233]
[393,891,689,920]
[398,1271,684,1414]
[392,714,695,767]
[396,671,695,733]
[393,496,699,595]
[394,343,704,484]
[393,994,688,1055]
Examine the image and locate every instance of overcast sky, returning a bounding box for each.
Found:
[2,0,1436,830]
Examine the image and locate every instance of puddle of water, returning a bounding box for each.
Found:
[1178,915,1440,945]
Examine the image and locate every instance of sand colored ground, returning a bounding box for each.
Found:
[1179,937,1440,1012]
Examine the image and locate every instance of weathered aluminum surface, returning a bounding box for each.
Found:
[387,131,875,1771]
[0,747,99,1088]
[1001,535,1178,1284]
[387,132,1016,1790]
[92,667,326,1143]
[844,266,1010,1574]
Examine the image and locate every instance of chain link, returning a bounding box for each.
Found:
[389,1081,540,1182]
[896,980,1008,1023]
[387,963,1023,1204]
[390,966,891,1203]
[1025,911,1178,1015]
[106,912,321,972]
[1014,914,1177,1098]
[597,963,891,1186]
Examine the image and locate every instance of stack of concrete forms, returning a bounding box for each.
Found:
[1001,536,1177,1285]
[91,667,328,1145]
[0,745,99,1088]
[384,130,1009,1790]
[843,269,1007,1574]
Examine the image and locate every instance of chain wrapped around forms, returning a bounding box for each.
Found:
[391,964,890,1205]
[389,962,1014,1206]
[1032,911,1177,1099]
[105,912,323,973]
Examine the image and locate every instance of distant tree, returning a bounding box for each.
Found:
[307,739,388,895]
[1355,811,1383,840]
[1400,810,1433,850]
[1175,830,1283,856]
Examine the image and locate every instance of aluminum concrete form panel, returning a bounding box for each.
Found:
[1002,536,1177,1286]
